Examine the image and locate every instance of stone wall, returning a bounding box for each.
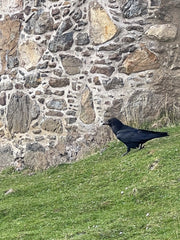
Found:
[0,0,179,170]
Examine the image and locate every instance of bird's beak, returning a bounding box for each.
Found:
[102,121,109,125]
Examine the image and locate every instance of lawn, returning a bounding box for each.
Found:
[0,125,179,239]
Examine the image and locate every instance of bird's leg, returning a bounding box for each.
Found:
[139,144,144,150]
[122,147,130,156]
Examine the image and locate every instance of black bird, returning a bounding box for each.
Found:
[103,118,168,156]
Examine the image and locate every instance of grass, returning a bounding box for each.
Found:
[0,125,179,240]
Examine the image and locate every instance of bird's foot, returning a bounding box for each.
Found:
[121,148,130,156]
[121,152,128,157]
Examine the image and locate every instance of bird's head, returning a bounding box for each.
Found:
[103,118,123,127]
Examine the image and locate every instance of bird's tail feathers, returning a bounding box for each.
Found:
[153,131,169,138]
[140,129,169,138]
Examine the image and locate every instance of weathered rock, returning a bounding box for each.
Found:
[31,102,40,120]
[53,90,65,96]
[46,99,67,110]
[41,118,63,133]
[89,1,118,45]
[61,55,82,75]
[121,0,148,18]
[46,111,63,117]
[99,44,121,51]
[24,11,54,34]
[0,0,23,14]
[0,144,14,170]
[0,92,6,106]
[52,8,60,16]
[151,71,180,118]
[65,117,77,124]
[76,33,90,45]
[93,76,101,85]
[49,77,70,88]
[126,25,144,32]
[19,41,44,70]
[124,90,164,123]
[0,17,21,74]
[48,32,74,52]
[26,142,45,152]
[24,73,41,88]
[34,12,54,34]
[38,98,45,104]
[15,83,23,90]
[24,151,49,170]
[145,24,178,41]
[53,69,63,77]
[90,66,115,76]
[122,36,135,43]
[7,92,40,133]
[72,9,82,22]
[57,18,73,35]
[66,110,76,116]
[121,46,159,74]
[0,129,5,137]
[108,52,121,61]
[7,55,19,69]
[34,0,41,7]
[104,99,124,120]
[24,6,31,15]
[5,188,15,195]
[103,77,124,90]
[80,86,95,124]
[0,80,13,92]
[37,61,48,69]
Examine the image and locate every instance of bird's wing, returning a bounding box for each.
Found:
[116,128,158,144]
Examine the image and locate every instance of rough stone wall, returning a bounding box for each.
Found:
[0,0,179,170]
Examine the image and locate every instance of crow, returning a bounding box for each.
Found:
[103,118,168,156]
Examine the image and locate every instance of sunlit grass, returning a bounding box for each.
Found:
[0,125,179,239]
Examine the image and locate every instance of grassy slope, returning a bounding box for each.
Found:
[0,125,179,240]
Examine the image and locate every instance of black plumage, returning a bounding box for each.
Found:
[103,118,168,156]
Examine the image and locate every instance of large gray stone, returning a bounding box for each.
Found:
[57,18,73,35]
[24,151,49,170]
[76,33,90,45]
[0,17,21,74]
[24,11,54,34]
[49,77,70,88]
[145,24,177,41]
[7,92,40,133]
[0,80,13,92]
[122,0,148,18]
[24,73,41,88]
[41,118,63,133]
[80,86,96,124]
[120,46,159,74]
[104,99,124,120]
[61,55,82,75]
[34,12,54,34]
[124,90,163,123]
[103,77,124,91]
[0,92,6,106]
[19,41,44,70]
[0,145,14,170]
[90,65,115,77]
[72,9,82,22]
[46,99,67,110]
[26,142,45,152]
[48,32,74,52]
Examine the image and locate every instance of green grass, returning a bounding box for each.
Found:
[0,125,179,240]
